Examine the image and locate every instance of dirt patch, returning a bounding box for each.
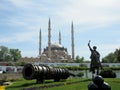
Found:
[0,73,22,81]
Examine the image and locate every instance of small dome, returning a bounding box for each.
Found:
[41,54,47,57]
[58,56,64,60]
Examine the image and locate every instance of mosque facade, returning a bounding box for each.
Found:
[39,18,74,63]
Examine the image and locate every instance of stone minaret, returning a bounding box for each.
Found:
[48,18,51,59]
[39,28,42,57]
[71,22,75,60]
[59,31,61,44]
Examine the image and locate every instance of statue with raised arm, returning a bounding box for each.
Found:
[88,40,102,77]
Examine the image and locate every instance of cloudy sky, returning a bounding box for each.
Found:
[0,0,120,60]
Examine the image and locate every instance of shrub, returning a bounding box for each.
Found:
[99,69,116,78]
[77,72,84,77]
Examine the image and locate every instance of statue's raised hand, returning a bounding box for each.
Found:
[88,40,91,46]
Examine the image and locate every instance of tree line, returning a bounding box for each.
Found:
[0,45,120,63]
[76,48,120,63]
[102,48,120,63]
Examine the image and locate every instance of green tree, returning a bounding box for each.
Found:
[0,46,9,61]
[102,52,117,63]
[75,55,84,63]
[10,49,22,62]
[115,48,120,62]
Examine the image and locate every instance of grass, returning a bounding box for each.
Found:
[44,80,90,90]
[5,78,120,90]
[105,78,120,90]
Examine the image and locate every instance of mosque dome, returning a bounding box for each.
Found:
[51,43,63,48]
[41,54,47,57]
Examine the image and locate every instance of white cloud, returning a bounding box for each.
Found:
[3,0,120,25]
[8,0,34,8]
[0,37,12,43]
[0,31,38,43]
[6,18,28,27]
[56,0,120,27]
[85,0,120,8]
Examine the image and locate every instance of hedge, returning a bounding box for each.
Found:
[53,66,120,71]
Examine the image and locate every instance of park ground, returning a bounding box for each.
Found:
[4,78,120,90]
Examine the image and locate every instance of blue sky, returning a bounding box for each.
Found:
[0,0,120,60]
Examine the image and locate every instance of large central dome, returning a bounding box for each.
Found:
[51,43,63,48]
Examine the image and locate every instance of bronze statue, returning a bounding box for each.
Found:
[88,40,102,77]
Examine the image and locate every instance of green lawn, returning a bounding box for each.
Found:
[6,78,120,90]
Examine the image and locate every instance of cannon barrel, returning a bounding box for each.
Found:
[22,64,70,83]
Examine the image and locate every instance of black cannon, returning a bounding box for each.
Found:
[22,64,72,83]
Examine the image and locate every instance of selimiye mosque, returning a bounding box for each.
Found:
[39,18,75,63]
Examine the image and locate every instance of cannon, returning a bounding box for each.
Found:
[22,64,72,83]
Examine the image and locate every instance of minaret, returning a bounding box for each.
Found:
[59,31,61,44]
[48,18,51,59]
[39,28,42,57]
[71,21,75,60]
